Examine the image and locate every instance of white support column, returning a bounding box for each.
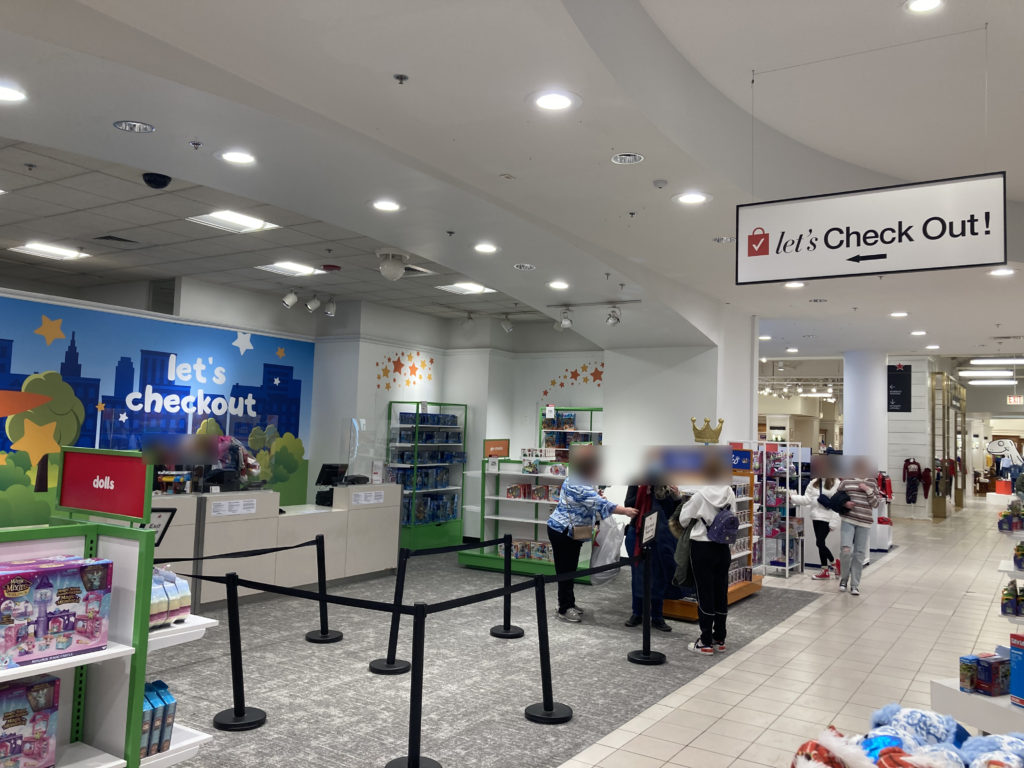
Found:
[843,350,888,470]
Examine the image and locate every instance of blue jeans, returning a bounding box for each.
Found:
[839,521,869,589]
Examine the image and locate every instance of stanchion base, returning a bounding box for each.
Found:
[213,707,267,731]
[525,701,573,724]
[305,629,343,644]
[627,649,667,666]
[369,658,412,675]
[490,624,525,639]
[385,757,442,768]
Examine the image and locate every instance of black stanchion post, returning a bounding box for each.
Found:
[524,575,573,724]
[385,602,441,768]
[370,548,413,675]
[490,533,525,639]
[213,572,267,731]
[628,546,666,666]
[306,534,343,644]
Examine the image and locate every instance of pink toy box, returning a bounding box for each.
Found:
[0,557,112,668]
[0,674,59,768]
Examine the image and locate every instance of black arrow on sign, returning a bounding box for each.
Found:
[847,253,888,263]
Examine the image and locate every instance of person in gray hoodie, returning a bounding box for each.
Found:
[678,467,736,655]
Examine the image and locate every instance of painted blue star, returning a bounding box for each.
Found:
[232,331,253,356]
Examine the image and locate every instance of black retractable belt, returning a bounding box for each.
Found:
[212,572,267,732]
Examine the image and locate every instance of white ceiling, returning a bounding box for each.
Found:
[0,0,1020,357]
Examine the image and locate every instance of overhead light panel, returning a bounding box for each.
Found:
[971,358,1024,366]
[324,297,336,318]
[758,335,771,341]
[958,369,1013,377]
[281,290,298,309]
[533,90,577,111]
[675,191,710,205]
[548,280,569,291]
[372,199,402,212]
[256,261,326,277]
[786,347,798,353]
[926,345,940,350]
[187,210,279,233]
[606,307,621,326]
[474,242,498,254]
[500,316,514,334]
[910,330,927,336]
[889,311,908,318]
[436,282,496,295]
[969,379,1018,386]
[10,242,91,260]
[990,268,1015,277]
[0,84,27,102]
[784,282,804,289]
[905,0,942,12]
[221,150,256,165]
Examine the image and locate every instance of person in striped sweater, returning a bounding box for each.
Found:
[836,457,880,596]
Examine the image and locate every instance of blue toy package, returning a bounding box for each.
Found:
[151,681,176,753]
[1011,634,1024,707]
[140,694,153,760]
[144,685,165,757]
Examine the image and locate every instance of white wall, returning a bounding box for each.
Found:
[887,356,931,519]
[176,277,317,337]
[717,313,757,442]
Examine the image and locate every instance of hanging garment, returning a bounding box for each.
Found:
[875,473,893,502]
[906,475,919,504]
[921,468,932,499]
[902,458,922,481]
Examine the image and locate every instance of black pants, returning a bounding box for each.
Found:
[547,526,583,614]
[812,519,834,567]
[689,540,731,646]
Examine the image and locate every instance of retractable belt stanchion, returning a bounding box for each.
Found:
[627,543,666,666]
[385,602,441,768]
[490,533,525,639]
[370,547,413,675]
[524,574,572,724]
[213,572,267,731]
[306,533,343,644]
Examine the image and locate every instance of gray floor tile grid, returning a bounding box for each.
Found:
[148,554,818,768]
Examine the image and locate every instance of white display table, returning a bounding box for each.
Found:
[931,678,1024,734]
[152,485,400,606]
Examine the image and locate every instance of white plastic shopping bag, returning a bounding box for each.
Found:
[590,516,625,585]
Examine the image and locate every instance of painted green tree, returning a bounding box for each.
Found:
[5,372,84,491]
[269,433,304,483]
[195,418,223,436]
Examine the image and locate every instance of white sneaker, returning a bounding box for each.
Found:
[838,582,847,593]
[850,586,861,596]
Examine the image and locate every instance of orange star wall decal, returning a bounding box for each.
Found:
[34,315,65,347]
[392,358,404,374]
[408,363,418,377]
[11,419,60,466]
[540,361,605,397]
[276,347,286,359]
[374,350,436,391]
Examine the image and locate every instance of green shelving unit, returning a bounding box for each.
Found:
[538,406,603,463]
[386,401,467,550]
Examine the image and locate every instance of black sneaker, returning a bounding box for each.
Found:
[652,619,673,632]
[624,614,642,627]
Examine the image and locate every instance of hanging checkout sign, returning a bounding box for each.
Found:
[736,172,1006,285]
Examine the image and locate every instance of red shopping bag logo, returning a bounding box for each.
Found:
[747,227,769,257]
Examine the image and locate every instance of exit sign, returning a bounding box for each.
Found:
[1008,395,1024,405]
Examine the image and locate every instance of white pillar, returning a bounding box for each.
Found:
[843,350,888,470]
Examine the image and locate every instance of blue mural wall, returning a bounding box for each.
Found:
[0,294,314,507]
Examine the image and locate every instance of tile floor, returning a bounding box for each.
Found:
[559,496,1010,768]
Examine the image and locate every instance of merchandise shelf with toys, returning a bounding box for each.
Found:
[758,441,805,578]
[663,444,764,621]
[537,406,602,463]
[138,724,211,768]
[458,458,590,580]
[385,401,468,550]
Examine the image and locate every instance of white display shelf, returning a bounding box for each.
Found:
[999,559,1024,578]
[390,425,462,430]
[1004,614,1024,624]
[140,725,213,768]
[485,495,558,506]
[390,442,463,448]
[731,549,752,560]
[0,641,134,684]
[389,462,457,468]
[738,523,752,531]
[998,530,1024,539]
[930,678,1024,734]
[148,615,219,654]
[483,513,543,524]
[402,486,461,495]
[485,470,566,479]
[57,742,126,768]
[542,429,601,434]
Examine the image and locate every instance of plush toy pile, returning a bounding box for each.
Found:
[791,704,1024,768]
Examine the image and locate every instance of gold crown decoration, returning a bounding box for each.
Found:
[691,417,724,444]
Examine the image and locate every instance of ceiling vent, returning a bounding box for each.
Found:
[401,264,435,278]
[992,335,1024,342]
[93,234,139,244]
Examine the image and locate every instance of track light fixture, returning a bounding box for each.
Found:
[305,295,321,313]
[500,316,514,334]
[377,249,410,281]
[324,297,336,318]
[281,290,298,309]
[606,306,621,326]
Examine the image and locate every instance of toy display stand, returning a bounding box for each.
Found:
[930,678,1022,735]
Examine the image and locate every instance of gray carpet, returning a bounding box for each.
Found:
[150,555,819,768]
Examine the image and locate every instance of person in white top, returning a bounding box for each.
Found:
[788,477,842,580]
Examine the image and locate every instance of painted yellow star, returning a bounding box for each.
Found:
[581,364,588,372]
[405,378,412,387]
[276,347,286,359]
[427,373,432,381]
[11,419,60,467]
[407,353,414,362]
[583,377,590,383]
[95,402,105,412]
[385,382,391,391]
[34,316,65,347]
[550,379,556,387]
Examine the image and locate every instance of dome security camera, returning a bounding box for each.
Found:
[142,172,172,190]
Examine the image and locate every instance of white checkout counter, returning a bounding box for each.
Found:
[152,485,400,606]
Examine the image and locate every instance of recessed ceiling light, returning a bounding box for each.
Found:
[255,261,326,277]
[533,90,577,111]
[0,190,5,196]
[675,191,711,205]
[910,330,927,336]
[548,280,569,290]
[990,268,1015,276]
[221,150,256,165]
[968,379,1018,386]
[890,311,908,318]
[610,152,644,165]
[113,120,155,133]
[760,357,767,363]
[784,282,805,289]
[758,335,772,341]
[9,241,90,260]
[786,347,798,353]
[971,358,1024,365]
[925,345,940,350]
[906,0,942,12]
[372,199,402,212]
[0,84,27,103]
[436,282,496,295]
[958,369,1012,377]
[474,242,498,255]
[513,263,536,271]
[187,210,279,233]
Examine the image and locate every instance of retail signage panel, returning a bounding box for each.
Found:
[731,450,752,470]
[1008,395,1024,406]
[736,172,1005,285]
[642,510,658,545]
[887,364,912,413]
[57,447,152,522]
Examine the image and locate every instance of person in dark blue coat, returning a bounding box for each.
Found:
[623,484,682,632]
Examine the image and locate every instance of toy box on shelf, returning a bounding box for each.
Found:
[537,407,602,464]
[458,457,581,579]
[385,401,468,550]
[758,441,804,578]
